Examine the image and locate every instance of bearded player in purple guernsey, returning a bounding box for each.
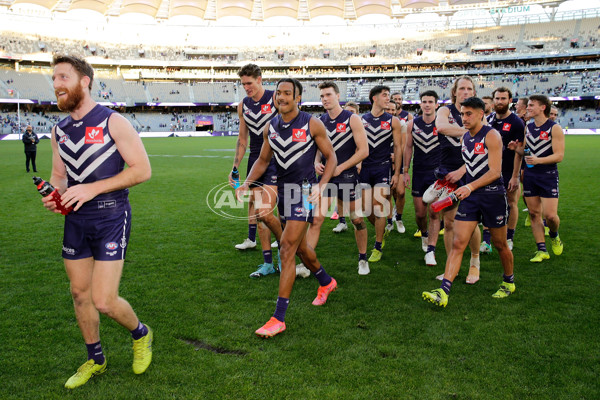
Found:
[508,94,565,263]
[360,85,404,264]
[229,64,283,278]
[480,87,525,254]
[42,55,152,388]
[236,79,338,338]
[423,97,515,308]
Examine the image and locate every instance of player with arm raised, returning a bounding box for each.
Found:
[237,79,338,338]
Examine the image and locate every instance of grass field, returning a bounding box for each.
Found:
[1,135,599,399]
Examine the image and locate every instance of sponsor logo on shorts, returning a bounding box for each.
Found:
[59,134,69,144]
[85,127,104,144]
[502,123,512,131]
[62,246,76,255]
[98,200,116,209]
[292,129,307,142]
[261,104,272,114]
[120,237,127,249]
[496,215,504,221]
[106,251,117,256]
[336,123,346,133]
[540,131,549,140]
[105,242,118,250]
[456,211,466,217]
[474,142,485,154]
[295,206,304,214]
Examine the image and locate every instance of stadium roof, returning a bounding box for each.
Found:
[1,0,566,20]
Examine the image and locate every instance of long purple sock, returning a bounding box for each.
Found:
[483,228,491,243]
[507,228,515,241]
[86,341,105,365]
[248,224,257,242]
[374,241,382,251]
[441,279,452,295]
[130,321,148,340]
[263,250,273,264]
[273,297,289,322]
[314,266,333,286]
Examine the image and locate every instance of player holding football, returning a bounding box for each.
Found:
[43,55,153,388]
[423,97,515,307]
[237,79,338,338]
[508,94,565,262]
[230,64,283,278]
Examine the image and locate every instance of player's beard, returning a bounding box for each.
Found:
[494,103,509,115]
[56,84,85,112]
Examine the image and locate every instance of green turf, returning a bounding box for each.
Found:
[0,135,598,399]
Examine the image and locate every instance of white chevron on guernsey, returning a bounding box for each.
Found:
[268,123,314,169]
[244,112,274,136]
[65,144,118,183]
[446,136,461,147]
[272,142,314,170]
[463,147,489,177]
[59,133,114,170]
[527,135,552,156]
[412,126,439,154]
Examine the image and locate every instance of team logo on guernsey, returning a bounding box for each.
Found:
[270,131,278,139]
[336,123,346,133]
[85,127,104,144]
[381,121,390,130]
[58,134,69,144]
[433,127,438,136]
[540,131,549,140]
[292,129,307,142]
[261,104,272,114]
[105,242,118,250]
[503,123,512,131]
[474,142,485,155]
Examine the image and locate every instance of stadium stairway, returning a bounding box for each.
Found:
[188,85,195,102]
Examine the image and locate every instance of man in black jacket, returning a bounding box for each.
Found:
[22,125,39,172]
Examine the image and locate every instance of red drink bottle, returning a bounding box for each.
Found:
[33,176,73,215]
[431,193,458,213]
